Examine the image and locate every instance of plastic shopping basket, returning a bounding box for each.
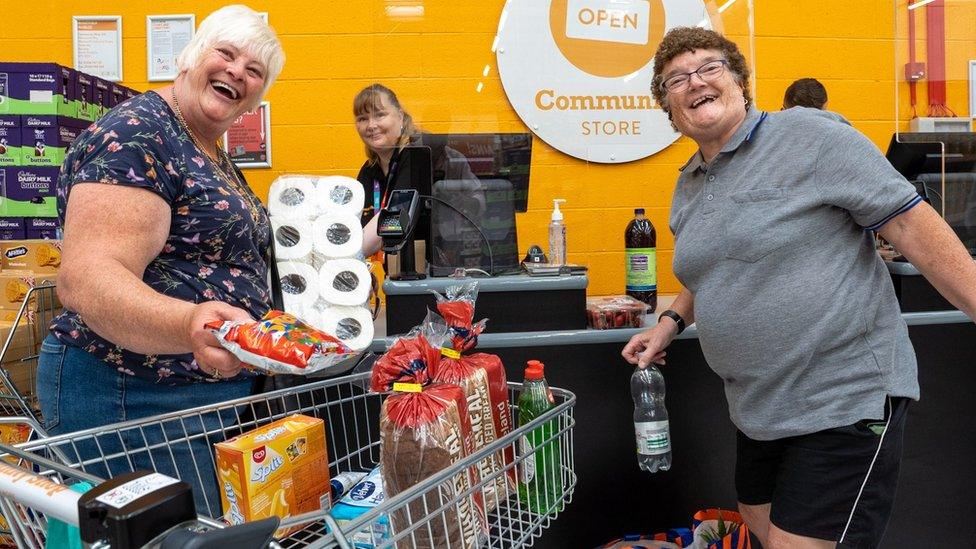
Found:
[12,370,576,548]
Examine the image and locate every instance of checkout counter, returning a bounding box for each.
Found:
[369,269,974,548]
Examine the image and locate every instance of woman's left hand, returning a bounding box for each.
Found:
[185,301,253,378]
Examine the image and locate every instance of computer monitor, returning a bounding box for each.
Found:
[419,133,533,212]
[885,135,942,181]
[886,133,976,255]
[429,179,520,276]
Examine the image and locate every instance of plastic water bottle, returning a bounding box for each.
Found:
[632,365,671,472]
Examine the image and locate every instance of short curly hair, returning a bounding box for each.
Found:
[651,27,752,118]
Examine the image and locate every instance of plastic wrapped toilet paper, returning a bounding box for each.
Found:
[277,262,320,317]
[317,176,365,215]
[319,259,371,306]
[268,176,321,218]
[312,212,363,258]
[271,217,314,260]
[320,305,374,351]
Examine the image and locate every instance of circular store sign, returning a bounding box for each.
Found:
[496,0,712,163]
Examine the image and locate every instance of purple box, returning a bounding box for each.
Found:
[109,82,126,109]
[21,116,88,167]
[0,63,75,117]
[75,72,97,121]
[26,217,59,239]
[0,167,58,217]
[0,218,26,240]
[93,78,110,118]
[0,116,21,166]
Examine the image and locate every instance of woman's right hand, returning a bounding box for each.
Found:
[185,301,253,379]
[622,321,678,369]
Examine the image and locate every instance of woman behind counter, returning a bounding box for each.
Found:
[38,4,285,514]
[353,83,477,256]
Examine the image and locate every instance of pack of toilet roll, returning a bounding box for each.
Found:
[269,175,374,351]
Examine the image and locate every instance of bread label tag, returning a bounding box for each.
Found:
[440,347,461,359]
[392,382,422,393]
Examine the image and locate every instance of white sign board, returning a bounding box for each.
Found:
[496,0,712,163]
[147,15,195,82]
[73,16,123,81]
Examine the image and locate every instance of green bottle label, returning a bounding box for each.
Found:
[625,248,657,291]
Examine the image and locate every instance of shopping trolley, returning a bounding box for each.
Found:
[5,370,576,548]
[0,284,58,422]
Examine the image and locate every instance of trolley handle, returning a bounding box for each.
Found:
[0,443,278,548]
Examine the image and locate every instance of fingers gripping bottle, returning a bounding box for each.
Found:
[517,360,564,514]
[632,365,671,472]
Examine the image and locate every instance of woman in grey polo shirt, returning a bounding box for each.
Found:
[622,27,976,549]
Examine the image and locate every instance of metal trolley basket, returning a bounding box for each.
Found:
[2,370,577,548]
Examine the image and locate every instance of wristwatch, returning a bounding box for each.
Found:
[658,309,686,334]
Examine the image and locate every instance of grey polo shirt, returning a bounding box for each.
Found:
[670,107,922,440]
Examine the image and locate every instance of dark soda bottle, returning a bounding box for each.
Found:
[625,208,657,312]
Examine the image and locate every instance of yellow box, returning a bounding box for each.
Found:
[0,271,56,312]
[215,414,331,532]
[0,240,61,274]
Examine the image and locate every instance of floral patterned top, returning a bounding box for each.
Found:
[50,91,272,385]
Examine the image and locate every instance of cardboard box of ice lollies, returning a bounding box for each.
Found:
[215,414,331,535]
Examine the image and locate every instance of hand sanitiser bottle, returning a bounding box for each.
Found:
[548,199,567,266]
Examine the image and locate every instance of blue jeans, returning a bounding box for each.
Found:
[36,335,252,517]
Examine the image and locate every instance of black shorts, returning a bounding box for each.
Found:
[735,396,909,548]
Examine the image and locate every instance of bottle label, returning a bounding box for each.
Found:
[635,420,670,455]
[625,248,657,291]
[519,435,536,483]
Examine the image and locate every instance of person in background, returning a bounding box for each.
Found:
[622,27,976,548]
[783,77,828,110]
[39,4,284,515]
[353,83,477,257]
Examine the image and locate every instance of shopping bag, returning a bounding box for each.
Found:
[690,509,751,549]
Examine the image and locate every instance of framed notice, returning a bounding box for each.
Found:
[223,102,272,168]
[147,14,195,82]
[72,16,123,81]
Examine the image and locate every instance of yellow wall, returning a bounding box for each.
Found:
[2,1,971,296]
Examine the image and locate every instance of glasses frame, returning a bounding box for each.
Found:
[658,59,730,93]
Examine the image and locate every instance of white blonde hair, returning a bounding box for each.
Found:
[176,5,285,99]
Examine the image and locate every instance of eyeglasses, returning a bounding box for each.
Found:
[659,59,729,93]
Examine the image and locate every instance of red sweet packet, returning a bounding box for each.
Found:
[206,310,354,375]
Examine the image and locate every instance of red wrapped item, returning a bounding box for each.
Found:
[430,284,515,510]
[371,328,488,548]
[206,310,353,375]
[434,282,486,353]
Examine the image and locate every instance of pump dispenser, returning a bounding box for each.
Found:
[548,199,567,267]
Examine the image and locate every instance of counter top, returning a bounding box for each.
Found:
[382,273,588,295]
[368,294,971,352]
[887,258,976,276]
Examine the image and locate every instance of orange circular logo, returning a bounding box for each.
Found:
[549,0,665,78]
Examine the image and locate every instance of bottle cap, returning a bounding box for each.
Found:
[634,208,645,215]
[551,199,565,221]
[525,359,545,380]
